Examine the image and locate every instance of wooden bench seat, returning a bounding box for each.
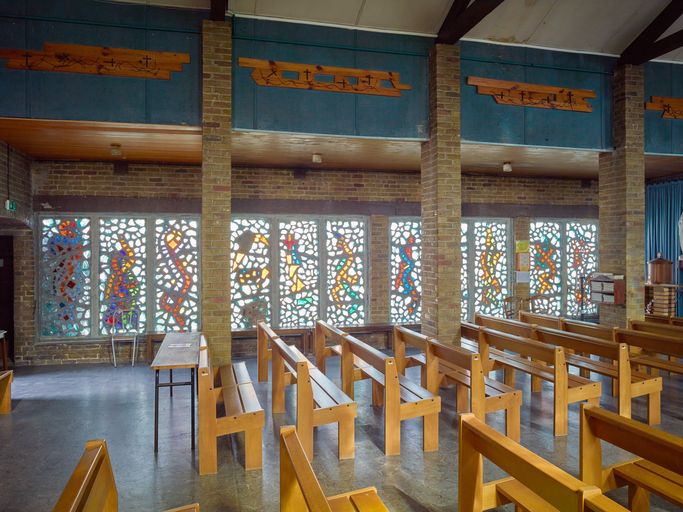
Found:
[477,326,601,436]
[317,321,440,456]
[580,404,683,511]
[198,338,265,475]
[459,413,629,512]
[615,328,683,377]
[261,322,356,460]
[394,326,522,441]
[279,426,388,512]
[0,369,12,414]
[54,439,200,511]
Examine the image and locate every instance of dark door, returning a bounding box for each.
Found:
[0,236,14,365]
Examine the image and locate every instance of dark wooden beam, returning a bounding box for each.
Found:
[210,0,227,21]
[620,0,683,65]
[437,0,504,44]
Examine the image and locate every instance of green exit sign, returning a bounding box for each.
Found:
[4,199,17,212]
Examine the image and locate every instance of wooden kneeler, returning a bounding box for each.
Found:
[458,414,629,512]
[198,341,265,475]
[279,426,388,512]
[0,370,12,414]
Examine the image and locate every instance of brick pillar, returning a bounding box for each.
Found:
[201,20,232,364]
[369,215,390,324]
[599,64,645,327]
[421,44,461,342]
[513,217,531,311]
[13,230,35,365]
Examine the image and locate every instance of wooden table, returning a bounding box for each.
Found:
[150,332,201,453]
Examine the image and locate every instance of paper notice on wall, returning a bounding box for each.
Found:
[515,240,529,253]
[516,271,530,283]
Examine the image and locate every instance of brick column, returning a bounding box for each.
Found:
[513,216,531,310]
[201,20,232,364]
[369,215,390,323]
[599,64,645,327]
[12,230,35,365]
[421,44,461,342]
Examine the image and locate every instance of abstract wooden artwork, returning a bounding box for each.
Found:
[646,96,683,119]
[0,43,190,79]
[467,76,596,112]
[238,57,412,97]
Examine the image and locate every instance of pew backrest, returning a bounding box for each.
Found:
[475,314,535,339]
[461,321,480,343]
[519,311,562,328]
[629,319,683,339]
[53,440,118,512]
[533,327,622,361]
[561,319,614,342]
[479,326,561,366]
[614,328,683,358]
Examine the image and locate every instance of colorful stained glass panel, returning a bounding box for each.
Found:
[390,220,422,324]
[461,222,469,321]
[326,220,365,326]
[530,221,562,315]
[566,221,598,316]
[473,221,509,317]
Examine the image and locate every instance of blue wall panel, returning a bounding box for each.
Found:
[232,17,431,139]
[644,61,683,156]
[460,41,615,150]
[0,0,202,125]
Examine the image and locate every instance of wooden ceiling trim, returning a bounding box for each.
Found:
[437,0,504,44]
[620,0,683,65]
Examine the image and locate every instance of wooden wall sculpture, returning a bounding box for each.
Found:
[0,43,190,79]
[646,96,683,119]
[238,57,412,97]
[467,76,596,112]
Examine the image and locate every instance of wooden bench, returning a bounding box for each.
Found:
[254,326,311,382]
[279,426,388,512]
[614,327,683,377]
[459,413,629,512]
[519,311,615,342]
[580,404,683,512]
[54,439,200,512]
[645,313,683,326]
[479,314,663,425]
[262,322,356,460]
[478,326,602,436]
[0,370,11,414]
[319,321,441,456]
[630,318,683,338]
[198,338,264,475]
[315,321,376,383]
[393,326,522,441]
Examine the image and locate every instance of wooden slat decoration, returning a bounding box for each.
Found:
[238,57,412,97]
[467,76,596,112]
[646,96,683,119]
[0,43,190,79]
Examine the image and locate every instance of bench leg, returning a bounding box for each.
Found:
[531,360,543,392]
[506,405,521,442]
[504,367,515,388]
[0,376,10,414]
[372,380,384,407]
[198,429,217,475]
[384,399,401,456]
[647,392,661,426]
[455,384,469,414]
[244,427,262,470]
[338,415,355,460]
[628,484,650,512]
[423,413,439,452]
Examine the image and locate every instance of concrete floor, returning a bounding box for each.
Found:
[0,357,681,511]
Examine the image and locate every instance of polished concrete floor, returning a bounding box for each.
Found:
[0,356,682,511]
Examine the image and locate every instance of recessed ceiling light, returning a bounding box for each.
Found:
[312,153,323,164]
[110,143,122,157]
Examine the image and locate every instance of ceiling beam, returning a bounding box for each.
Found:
[619,0,683,65]
[210,0,227,21]
[437,0,504,44]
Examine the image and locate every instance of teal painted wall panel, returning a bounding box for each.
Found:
[644,61,683,156]
[0,17,27,117]
[232,17,431,139]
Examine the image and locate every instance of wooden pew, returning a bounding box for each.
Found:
[262,322,356,460]
[629,318,683,339]
[519,310,563,328]
[580,404,683,512]
[459,413,629,512]
[319,321,441,456]
[314,321,373,382]
[478,326,601,436]
[0,370,12,414]
[279,426,388,512]
[518,311,615,342]
[614,327,683,376]
[54,439,200,512]
[198,337,265,475]
[645,313,683,326]
[393,326,522,441]
[255,326,311,382]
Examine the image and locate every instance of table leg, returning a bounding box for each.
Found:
[1,339,7,371]
[154,369,160,453]
[191,368,195,450]
[170,369,173,397]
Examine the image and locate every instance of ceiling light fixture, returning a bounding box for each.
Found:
[110,143,122,157]
[312,153,323,164]
[502,161,512,173]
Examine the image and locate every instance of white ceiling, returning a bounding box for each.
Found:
[110,0,683,61]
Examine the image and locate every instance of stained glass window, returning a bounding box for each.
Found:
[325,220,366,326]
[230,218,272,329]
[98,218,147,334]
[530,221,562,315]
[566,221,598,317]
[40,218,92,337]
[473,221,509,317]
[389,220,422,324]
[461,222,469,321]
[154,218,200,332]
[279,219,319,328]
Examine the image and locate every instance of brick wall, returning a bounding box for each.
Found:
[0,142,32,227]
[463,174,597,206]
